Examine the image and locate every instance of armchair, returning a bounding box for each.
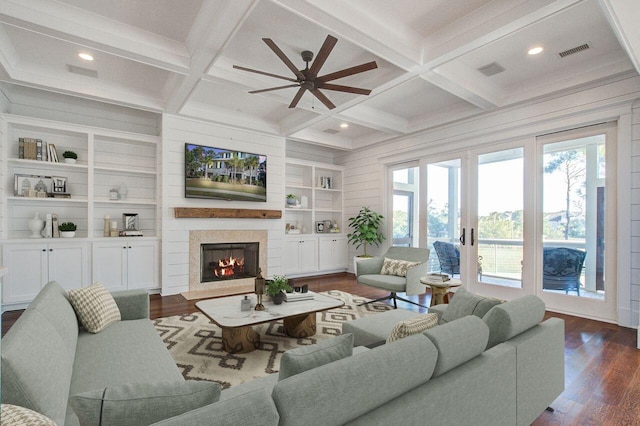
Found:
[542,247,586,295]
[433,240,483,279]
[355,247,430,309]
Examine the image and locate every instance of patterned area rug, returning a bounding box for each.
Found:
[153,290,391,389]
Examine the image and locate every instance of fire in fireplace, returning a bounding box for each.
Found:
[201,242,259,282]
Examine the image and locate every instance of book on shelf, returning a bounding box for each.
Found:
[51,213,60,238]
[50,192,71,199]
[36,139,43,161]
[47,143,59,162]
[18,138,24,159]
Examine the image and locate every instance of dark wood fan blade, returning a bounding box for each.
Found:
[289,87,307,108]
[319,83,371,95]
[308,35,337,77]
[318,61,378,83]
[233,65,298,83]
[311,89,336,110]
[262,38,305,80]
[249,84,300,94]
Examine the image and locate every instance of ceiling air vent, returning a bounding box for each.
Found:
[67,64,98,78]
[323,129,340,134]
[558,43,590,58]
[477,62,505,77]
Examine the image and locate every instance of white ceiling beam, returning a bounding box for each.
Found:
[287,127,353,150]
[180,101,281,135]
[336,105,407,135]
[0,0,190,74]
[165,0,258,114]
[598,0,640,74]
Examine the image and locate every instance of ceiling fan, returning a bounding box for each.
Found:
[233,35,377,110]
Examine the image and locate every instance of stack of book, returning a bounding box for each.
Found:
[284,292,315,302]
[19,138,59,162]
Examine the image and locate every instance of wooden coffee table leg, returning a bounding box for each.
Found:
[283,313,316,338]
[221,326,260,353]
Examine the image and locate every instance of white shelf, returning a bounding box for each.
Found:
[94,166,156,176]
[7,196,89,203]
[8,158,89,170]
[94,197,157,206]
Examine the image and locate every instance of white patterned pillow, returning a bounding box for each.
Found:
[387,313,439,343]
[69,282,121,333]
[380,257,421,277]
[1,404,57,426]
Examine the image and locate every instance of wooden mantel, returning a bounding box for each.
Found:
[174,207,282,219]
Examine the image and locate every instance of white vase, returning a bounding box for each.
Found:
[118,182,128,200]
[28,213,44,238]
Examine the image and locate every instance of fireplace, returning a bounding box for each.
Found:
[186,229,268,300]
[201,242,259,282]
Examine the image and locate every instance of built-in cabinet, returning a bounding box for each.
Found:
[0,114,160,311]
[284,159,347,275]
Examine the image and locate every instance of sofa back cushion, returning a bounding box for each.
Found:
[272,334,437,426]
[422,315,489,377]
[440,287,502,324]
[278,333,353,380]
[482,295,546,349]
[1,281,79,425]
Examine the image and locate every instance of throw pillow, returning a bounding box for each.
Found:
[68,282,121,333]
[0,404,57,426]
[69,381,221,426]
[380,258,421,277]
[278,333,354,381]
[440,287,502,324]
[386,313,439,343]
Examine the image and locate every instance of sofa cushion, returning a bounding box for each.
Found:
[278,333,353,380]
[69,282,121,333]
[380,257,420,277]
[342,308,417,347]
[1,282,78,426]
[151,389,279,426]
[69,381,220,426]
[482,295,546,349]
[387,313,438,343]
[1,404,57,426]
[272,334,437,426]
[440,287,502,324]
[356,274,406,292]
[422,315,489,377]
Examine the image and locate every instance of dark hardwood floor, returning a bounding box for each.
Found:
[2,272,639,425]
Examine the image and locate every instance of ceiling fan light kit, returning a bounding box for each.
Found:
[233,35,377,109]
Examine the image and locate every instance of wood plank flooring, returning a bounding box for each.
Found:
[2,272,639,425]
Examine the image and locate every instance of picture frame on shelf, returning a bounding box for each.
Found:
[123,213,139,230]
[52,176,66,193]
[316,221,326,233]
[14,174,54,197]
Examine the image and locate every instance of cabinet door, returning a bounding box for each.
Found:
[298,238,318,273]
[318,237,347,270]
[2,244,48,304]
[92,242,127,292]
[126,241,158,289]
[283,239,301,274]
[48,243,90,291]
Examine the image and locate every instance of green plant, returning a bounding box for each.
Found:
[286,194,297,199]
[266,275,292,296]
[347,207,385,257]
[62,150,78,159]
[58,222,77,231]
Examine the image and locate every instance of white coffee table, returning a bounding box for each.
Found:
[195,291,344,353]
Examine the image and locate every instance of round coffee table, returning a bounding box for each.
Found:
[420,277,462,306]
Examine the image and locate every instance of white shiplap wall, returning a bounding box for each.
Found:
[161,114,286,296]
[337,74,640,328]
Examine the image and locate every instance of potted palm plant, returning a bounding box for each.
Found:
[266,275,292,305]
[347,207,385,271]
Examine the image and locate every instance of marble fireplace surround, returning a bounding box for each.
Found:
[184,229,268,300]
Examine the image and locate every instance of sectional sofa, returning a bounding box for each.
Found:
[1,281,564,426]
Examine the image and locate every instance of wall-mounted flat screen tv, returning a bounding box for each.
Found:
[185,143,267,202]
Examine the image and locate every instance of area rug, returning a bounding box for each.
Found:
[153,290,391,389]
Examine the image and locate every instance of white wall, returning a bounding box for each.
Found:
[161,114,286,296]
[337,74,640,328]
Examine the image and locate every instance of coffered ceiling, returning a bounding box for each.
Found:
[0,0,637,150]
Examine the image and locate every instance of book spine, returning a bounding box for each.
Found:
[36,139,43,161]
[18,138,24,159]
[52,214,60,238]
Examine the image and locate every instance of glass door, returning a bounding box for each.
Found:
[391,166,419,247]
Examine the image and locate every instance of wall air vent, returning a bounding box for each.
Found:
[323,128,340,134]
[67,64,98,78]
[477,62,505,77]
[558,43,590,58]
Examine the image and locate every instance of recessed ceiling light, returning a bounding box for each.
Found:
[78,53,94,61]
[340,123,349,129]
[528,46,543,55]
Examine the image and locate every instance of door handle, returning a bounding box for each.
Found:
[459,228,466,246]
[471,228,475,246]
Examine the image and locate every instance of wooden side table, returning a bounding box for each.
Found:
[420,277,462,307]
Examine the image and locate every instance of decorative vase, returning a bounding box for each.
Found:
[28,213,44,238]
[60,231,76,238]
[271,292,285,305]
[64,158,76,164]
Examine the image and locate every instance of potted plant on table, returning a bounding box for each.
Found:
[62,150,78,164]
[59,222,77,238]
[347,207,385,272]
[266,275,292,305]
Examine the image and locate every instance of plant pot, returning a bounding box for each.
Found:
[64,158,76,164]
[286,198,296,206]
[271,292,285,305]
[60,231,76,238]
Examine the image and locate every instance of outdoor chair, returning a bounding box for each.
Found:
[433,241,483,279]
[542,247,586,295]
